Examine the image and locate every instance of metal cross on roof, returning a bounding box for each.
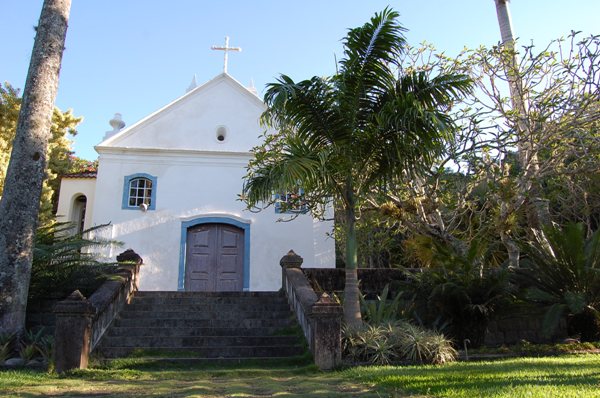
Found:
[211,36,242,74]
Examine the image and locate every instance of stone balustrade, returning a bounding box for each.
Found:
[53,249,142,373]
[280,250,343,370]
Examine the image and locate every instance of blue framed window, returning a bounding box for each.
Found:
[122,173,157,210]
[275,189,308,214]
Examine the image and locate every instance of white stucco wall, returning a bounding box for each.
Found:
[92,151,334,291]
[100,74,264,154]
[55,177,96,231]
[88,73,335,291]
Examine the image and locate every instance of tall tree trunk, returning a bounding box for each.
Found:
[0,0,72,335]
[494,0,551,266]
[343,186,362,329]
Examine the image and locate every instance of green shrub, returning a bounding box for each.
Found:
[19,343,38,362]
[360,284,408,325]
[396,322,457,365]
[35,335,54,365]
[515,222,600,341]
[29,221,120,300]
[0,333,16,364]
[342,321,457,365]
[402,236,511,347]
[343,324,398,365]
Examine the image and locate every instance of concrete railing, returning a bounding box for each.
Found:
[53,249,142,373]
[280,250,343,370]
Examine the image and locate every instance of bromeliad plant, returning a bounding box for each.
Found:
[342,321,457,365]
[242,8,472,328]
[514,223,600,341]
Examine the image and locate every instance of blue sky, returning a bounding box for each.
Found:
[1,0,599,161]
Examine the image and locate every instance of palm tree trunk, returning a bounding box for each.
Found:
[494,0,551,265]
[494,0,515,45]
[343,187,363,329]
[0,0,72,335]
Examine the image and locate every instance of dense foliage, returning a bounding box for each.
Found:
[515,223,600,341]
[243,8,472,327]
[343,322,457,365]
[29,221,119,300]
[402,238,511,347]
[0,82,85,222]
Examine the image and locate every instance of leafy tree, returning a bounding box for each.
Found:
[0,0,72,335]
[242,8,472,328]
[0,82,82,223]
[378,34,600,268]
[65,156,97,175]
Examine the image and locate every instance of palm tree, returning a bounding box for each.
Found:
[243,8,472,328]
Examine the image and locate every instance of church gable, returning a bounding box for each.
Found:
[96,74,266,154]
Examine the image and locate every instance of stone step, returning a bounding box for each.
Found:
[124,302,290,312]
[98,345,305,359]
[117,310,293,320]
[100,335,300,348]
[107,326,295,338]
[98,356,311,366]
[128,297,287,306]
[134,291,283,299]
[95,291,304,362]
[112,316,296,329]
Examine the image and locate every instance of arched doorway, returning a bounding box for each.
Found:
[184,223,245,292]
[72,195,87,234]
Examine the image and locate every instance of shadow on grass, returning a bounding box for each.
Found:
[92,352,315,372]
[2,363,398,398]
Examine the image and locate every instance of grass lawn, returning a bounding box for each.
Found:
[0,359,382,398]
[349,354,600,398]
[1,354,599,397]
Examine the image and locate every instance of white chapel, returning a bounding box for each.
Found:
[56,58,335,291]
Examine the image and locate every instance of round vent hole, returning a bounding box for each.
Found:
[216,126,227,142]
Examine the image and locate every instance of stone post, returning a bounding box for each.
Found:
[116,249,143,294]
[310,293,343,370]
[280,249,303,289]
[53,290,95,373]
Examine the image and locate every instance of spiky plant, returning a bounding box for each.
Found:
[515,222,600,341]
[403,236,511,347]
[29,221,120,299]
[0,333,16,364]
[342,321,456,365]
[360,284,406,325]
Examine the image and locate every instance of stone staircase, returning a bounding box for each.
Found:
[95,291,306,362]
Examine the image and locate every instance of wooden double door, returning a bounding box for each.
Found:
[185,223,244,291]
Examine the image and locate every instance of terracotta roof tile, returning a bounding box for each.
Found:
[62,171,97,179]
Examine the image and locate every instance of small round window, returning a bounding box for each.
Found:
[216,126,227,142]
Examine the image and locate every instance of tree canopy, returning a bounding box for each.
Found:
[0,82,83,222]
[243,8,472,327]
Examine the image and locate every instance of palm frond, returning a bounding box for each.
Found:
[396,72,473,109]
[338,8,406,129]
[243,137,334,208]
[262,75,348,147]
